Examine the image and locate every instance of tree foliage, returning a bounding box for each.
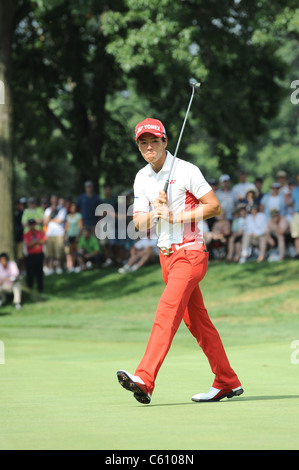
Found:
[2,0,298,204]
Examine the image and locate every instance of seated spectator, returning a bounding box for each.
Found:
[65,203,83,272]
[260,182,286,219]
[261,210,290,262]
[290,176,299,258]
[204,211,231,252]
[75,227,102,272]
[239,185,259,213]
[0,253,22,310]
[216,174,234,221]
[118,234,159,274]
[43,195,67,275]
[23,219,48,295]
[239,205,267,263]
[227,205,248,262]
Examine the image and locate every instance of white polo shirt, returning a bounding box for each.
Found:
[133,151,212,248]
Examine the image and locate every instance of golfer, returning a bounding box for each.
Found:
[117,118,243,404]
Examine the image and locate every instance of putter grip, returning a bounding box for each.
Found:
[154,180,170,225]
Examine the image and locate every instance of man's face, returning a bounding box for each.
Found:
[85,184,94,195]
[137,133,167,167]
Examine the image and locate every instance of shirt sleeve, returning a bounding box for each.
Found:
[9,262,20,278]
[133,173,151,216]
[185,163,212,200]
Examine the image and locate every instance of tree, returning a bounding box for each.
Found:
[12,0,140,197]
[0,0,18,256]
[101,0,290,176]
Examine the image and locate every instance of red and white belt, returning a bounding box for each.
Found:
[159,241,204,257]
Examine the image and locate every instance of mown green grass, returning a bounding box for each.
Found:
[0,260,298,450]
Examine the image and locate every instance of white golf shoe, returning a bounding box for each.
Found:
[192,386,244,402]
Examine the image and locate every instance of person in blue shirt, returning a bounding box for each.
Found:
[76,181,101,233]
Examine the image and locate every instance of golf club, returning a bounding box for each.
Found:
[154,79,201,225]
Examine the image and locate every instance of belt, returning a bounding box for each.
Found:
[159,241,202,256]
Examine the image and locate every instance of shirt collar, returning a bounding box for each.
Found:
[147,151,174,177]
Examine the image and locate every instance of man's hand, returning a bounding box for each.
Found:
[153,191,175,224]
[154,191,168,209]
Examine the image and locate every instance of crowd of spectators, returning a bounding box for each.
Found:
[1,170,299,310]
[205,170,299,263]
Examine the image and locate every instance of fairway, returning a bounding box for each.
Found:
[0,260,299,450]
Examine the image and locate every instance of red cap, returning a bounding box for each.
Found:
[135,118,167,141]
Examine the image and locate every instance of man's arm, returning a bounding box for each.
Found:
[133,212,155,231]
[153,190,221,224]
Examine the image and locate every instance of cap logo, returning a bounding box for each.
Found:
[135,118,166,141]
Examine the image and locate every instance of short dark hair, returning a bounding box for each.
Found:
[0,252,9,261]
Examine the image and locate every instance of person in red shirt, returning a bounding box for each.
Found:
[23,219,47,294]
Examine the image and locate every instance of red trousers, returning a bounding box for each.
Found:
[135,247,241,395]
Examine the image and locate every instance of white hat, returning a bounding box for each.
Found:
[219,174,230,183]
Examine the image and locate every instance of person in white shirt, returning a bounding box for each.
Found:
[232,171,253,204]
[117,118,243,404]
[216,174,234,221]
[0,253,22,310]
[260,182,286,219]
[227,205,248,262]
[44,195,67,274]
[240,205,267,263]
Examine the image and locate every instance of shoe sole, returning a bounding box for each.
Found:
[192,387,244,403]
[117,370,151,404]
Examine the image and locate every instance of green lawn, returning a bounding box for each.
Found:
[0,260,299,450]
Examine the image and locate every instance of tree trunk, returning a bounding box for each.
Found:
[0,0,17,257]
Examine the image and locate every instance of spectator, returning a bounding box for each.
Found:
[239,205,267,263]
[23,219,47,295]
[76,181,101,234]
[254,177,265,207]
[0,253,22,310]
[260,182,286,219]
[290,176,299,258]
[100,184,119,268]
[227,205,248,262]
[240,185,259,213]
[65,203,83,272]
[75,227,102,272]
[203,211,231,254]
[276,170,289,197]
[216,174,235,221]
[232,171,253,204]
[43,195,67,275]
[285,179,296,224]
[15,198,27,272]
[118,234,159,274]
[261,210,290,262]
[22,197,44,233]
